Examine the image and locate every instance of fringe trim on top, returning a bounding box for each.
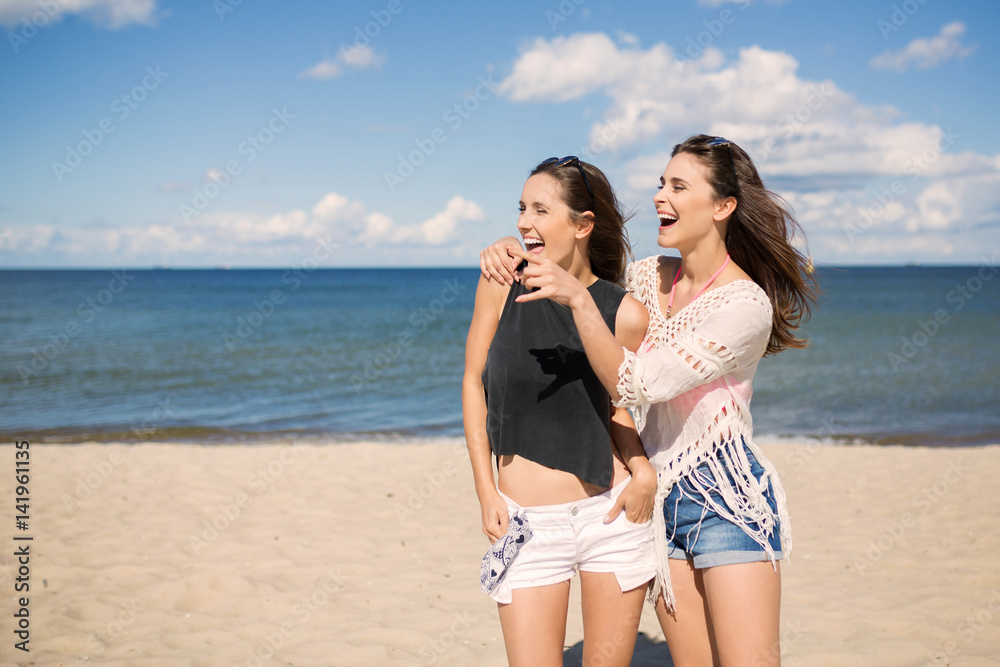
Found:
[646,417,792,610]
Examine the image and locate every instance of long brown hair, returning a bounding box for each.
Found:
[531,158,633,284]
[672,135,819,355]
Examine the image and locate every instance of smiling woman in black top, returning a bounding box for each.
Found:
[462,157,656,667]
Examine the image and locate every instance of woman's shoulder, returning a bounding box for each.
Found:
[719,278,769,305]
[701,279,773,325]
[625,254,673,295]
[474,273,515,320]
[614,293,649,349]
[591,276,626,301]
[476,272,514,298]
[590,278,632,321]
[628,254,672,274]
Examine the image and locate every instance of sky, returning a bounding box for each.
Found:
[0,0,998,268]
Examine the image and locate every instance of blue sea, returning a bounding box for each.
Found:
[1,265,998,446]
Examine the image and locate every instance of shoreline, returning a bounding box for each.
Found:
[1,440,999,666]
[6,430,1000,448]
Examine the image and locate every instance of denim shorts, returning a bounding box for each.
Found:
[664,444,783,569]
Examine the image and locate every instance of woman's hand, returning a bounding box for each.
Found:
[480,236,522,285]
[507,247,590,309]
[605,459,657,524]
[479,487,510,544]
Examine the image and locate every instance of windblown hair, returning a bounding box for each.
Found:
[672,134,819,355]
[531,158,633,285]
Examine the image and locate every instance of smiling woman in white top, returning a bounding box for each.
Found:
[481,135,818,667]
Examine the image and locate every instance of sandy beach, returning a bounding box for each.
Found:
[2,439,999,667]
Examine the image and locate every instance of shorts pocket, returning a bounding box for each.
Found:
[622,512,653,527]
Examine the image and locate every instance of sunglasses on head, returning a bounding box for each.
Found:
[705,137,740,197]
[538,156,596,212]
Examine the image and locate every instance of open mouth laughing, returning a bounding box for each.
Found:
[523,236,545,253]
[658,212,678,228]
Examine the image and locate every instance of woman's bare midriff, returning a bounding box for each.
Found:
[496,440,632,507]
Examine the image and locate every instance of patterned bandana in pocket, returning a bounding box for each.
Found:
[480,510,533,595]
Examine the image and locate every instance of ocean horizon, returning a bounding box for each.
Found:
[2,264,998,447]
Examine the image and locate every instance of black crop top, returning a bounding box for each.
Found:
[481,278,627,487]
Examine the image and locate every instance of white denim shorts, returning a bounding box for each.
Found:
[489,477,656,604]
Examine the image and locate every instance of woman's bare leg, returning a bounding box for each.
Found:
[579,571,647,667]
[654,558,718,667]
[702,561,781,667]
[497,581,571,667]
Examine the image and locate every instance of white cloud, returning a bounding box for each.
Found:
[0,192,487,265]
[395,196,487,246]
[914,171,1000,233]
[502,34,882,156]
[820,232,958,260]
[870,22,976,72]
[0,0,159,29]
[298,45,386,80]
[299,60,343,80]
[341,44,383,69]
[499,32,1000,263]
[615,30,639,47]
[500,33,627,103]
[310,192,367,223]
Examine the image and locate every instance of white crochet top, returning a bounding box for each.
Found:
[616,255,791,608]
